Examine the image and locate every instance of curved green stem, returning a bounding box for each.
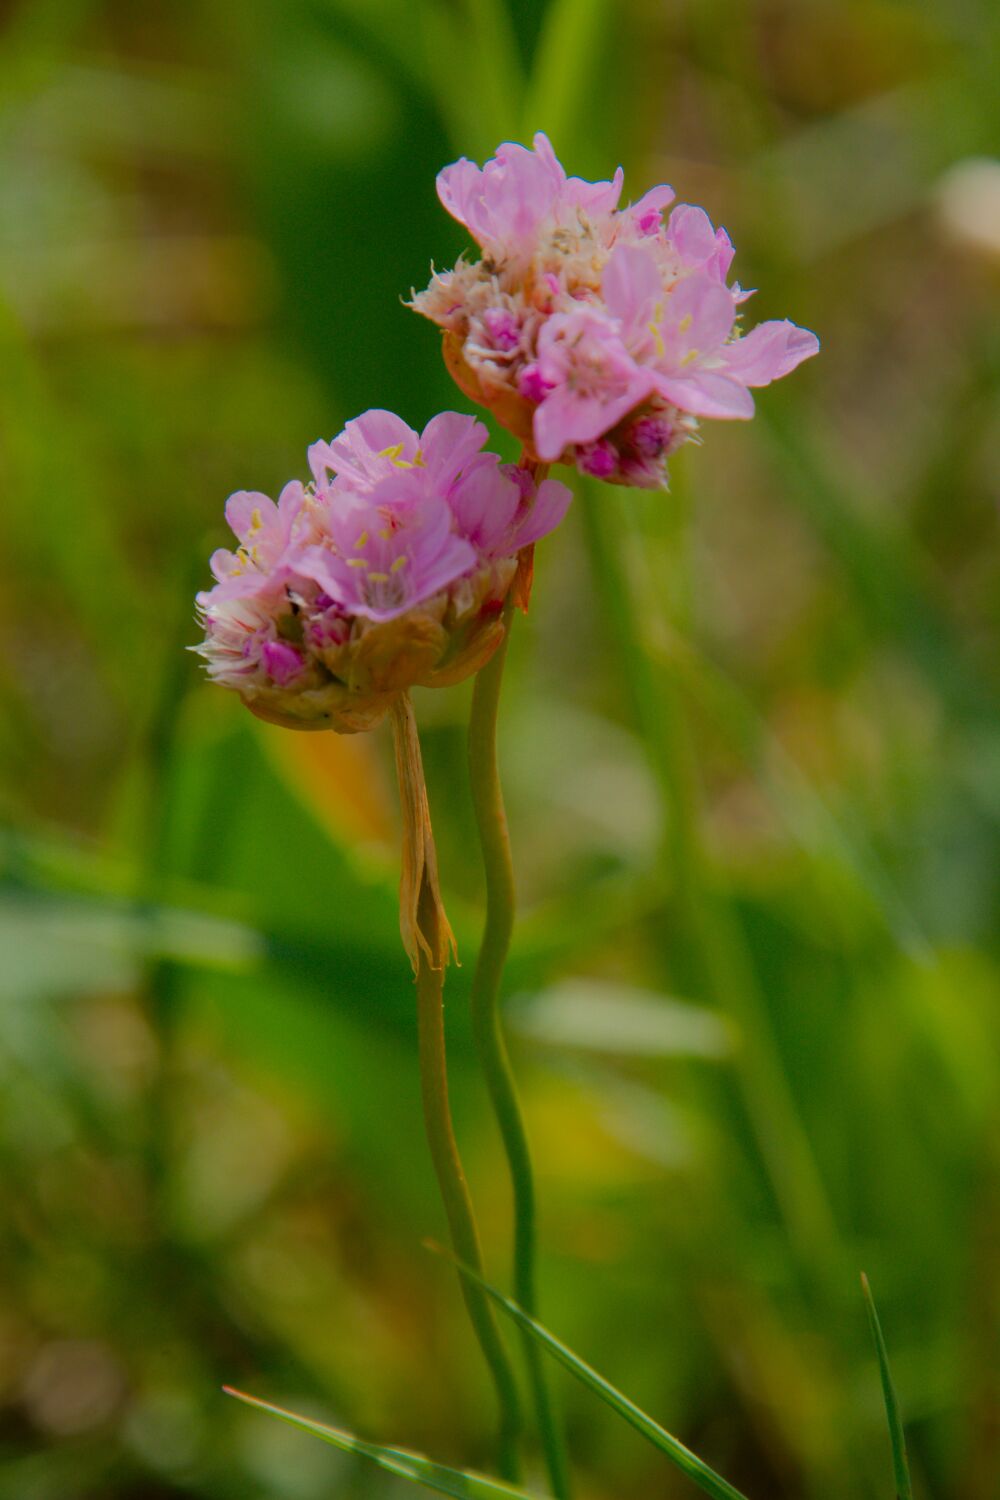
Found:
[390,695,524,1481]
[467,609,572,1499]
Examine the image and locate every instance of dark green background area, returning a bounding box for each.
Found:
[1,2,998,1497]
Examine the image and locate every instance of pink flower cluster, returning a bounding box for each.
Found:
[412,133,819,487]
[196,411,570,731]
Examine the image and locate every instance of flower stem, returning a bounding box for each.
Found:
[389,693,524,1481]
[467,592,572,1492]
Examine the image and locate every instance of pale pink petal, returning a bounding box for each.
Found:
[721,320,820,386]
[533,389,587,460]
[418,411,489,487]
[483,141,560,252]
[404,533,478,608]
[563,164,625,218]
[277,479,307,521]
[667,205,720,266]
[447,456,520,554]
[534,386,639,458]
[660,275,736,359]
[509,477,573,548]
[601,243,662,332]
[209,547,241,582]
[654,370,755,419]
[530,133,569,192]
[224,491,277,543]
[707,228,735,282]
[437,158,487,237]
[318,410,420,489]
[307,440,337,487]
[629,184,675,234]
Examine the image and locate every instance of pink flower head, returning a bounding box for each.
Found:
[413,132,819,486]
[196,409,573,731]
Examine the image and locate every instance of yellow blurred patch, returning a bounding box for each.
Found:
[257,721,394,849]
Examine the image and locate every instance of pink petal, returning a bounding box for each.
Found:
[602,243,662,331]
[563,164,625,218]
[418,411,489,487]
[510,477,573,548]
[307,440,337,487]
[708,228,735,282]
[448,456,520,553]
[533,389,587,461]
[660,275,736,358]
[277,479,307,521]
[436,158,486,236]
[406,533,479,610]
[224,491,277,543]
[530,133,568,190]
[534,382,644,459]
[667,205,720,266]
[654,370,755,419]
[721,320,820,386]
[320,410,420,488]
[209,547,240,582]
[629,184,675,234]
[483,141,560,252]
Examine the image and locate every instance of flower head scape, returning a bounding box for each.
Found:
[412,132,819,488]
[196,410,571,732]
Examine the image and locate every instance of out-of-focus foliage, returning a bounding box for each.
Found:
[0,2,998,1498]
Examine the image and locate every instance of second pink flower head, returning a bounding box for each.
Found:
[196,411,571,732]
[412,132,819,487]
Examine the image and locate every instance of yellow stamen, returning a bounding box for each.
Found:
[678,313,693,333]
[347,557,368,569]
[681,347,700,367]
[249,507,263,533]
[390,555,408,573]
[378,442,415,469]
[355,530,369,548]
[368,571,390,583]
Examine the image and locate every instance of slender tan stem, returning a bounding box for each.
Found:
[389,694,523,1480]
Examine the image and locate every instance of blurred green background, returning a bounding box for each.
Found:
[1,1,999,1497]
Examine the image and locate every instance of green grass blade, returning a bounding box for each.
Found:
[224,1389,541,1500]
[860,1275,913,1500]
[521,0,611,144]
[440,1258,750,1500]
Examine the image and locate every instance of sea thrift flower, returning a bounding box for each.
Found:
[195,411,571,733]
[412,133,819,488]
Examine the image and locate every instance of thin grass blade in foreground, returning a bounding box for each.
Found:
[861,1273,913,1500]
[223,1388,542,1500]
[439,1252,751,1500]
